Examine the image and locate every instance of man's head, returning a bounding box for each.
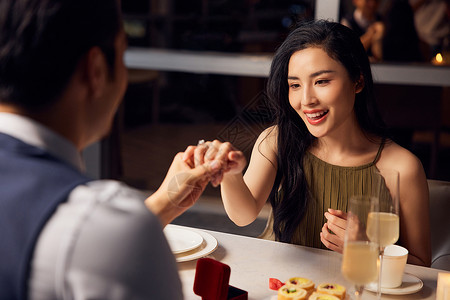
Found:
[352,0,380,20]
[0,0,122,112]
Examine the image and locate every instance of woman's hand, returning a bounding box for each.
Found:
[320,209,348,253]
[182,140,247,187]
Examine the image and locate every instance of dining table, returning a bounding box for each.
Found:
[171,224,448,300]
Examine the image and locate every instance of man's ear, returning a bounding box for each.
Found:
[83,47,108,99]
[355,75,364,94]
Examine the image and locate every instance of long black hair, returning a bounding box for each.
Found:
[265,20,388,243]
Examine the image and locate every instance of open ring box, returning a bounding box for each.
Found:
[194,257,248,300]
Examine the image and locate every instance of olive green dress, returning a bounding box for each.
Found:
[260,142,388,249]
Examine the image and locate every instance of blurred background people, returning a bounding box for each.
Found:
[409,0,450,60]
[382,0,424,62]
[341,0,384,61]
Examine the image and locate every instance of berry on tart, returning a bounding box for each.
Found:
[286,277,315,293]
[316,283,346,300]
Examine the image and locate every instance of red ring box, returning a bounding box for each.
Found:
[193,258,248,300]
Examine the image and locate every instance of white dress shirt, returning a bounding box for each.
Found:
[409,0,450,46]
[0,113,183,300]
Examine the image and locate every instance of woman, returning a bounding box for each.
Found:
[185,20,430,266]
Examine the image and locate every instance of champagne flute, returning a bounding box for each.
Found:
[368,169,400,297]
[341,195,380,300]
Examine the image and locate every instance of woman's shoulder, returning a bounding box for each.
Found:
[378,140,426,179]
[260,125,278,138]
[253,125,278,157]
[256,125,278,146]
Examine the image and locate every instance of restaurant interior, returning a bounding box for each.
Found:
[85,0,450,260]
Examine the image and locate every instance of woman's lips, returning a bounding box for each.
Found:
[305,110,329,125]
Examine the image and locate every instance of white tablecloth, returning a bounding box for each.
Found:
[175,225,447,300]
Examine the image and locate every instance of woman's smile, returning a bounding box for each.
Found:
[304,109,329,124]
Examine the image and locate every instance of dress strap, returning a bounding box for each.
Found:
[372,139,385,164]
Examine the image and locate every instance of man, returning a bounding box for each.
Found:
[0,0,221,299]
[409,0,450,59]
[341,0,384,60]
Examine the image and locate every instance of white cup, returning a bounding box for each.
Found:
[381,245,408,288]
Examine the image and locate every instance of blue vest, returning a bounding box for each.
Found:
[0,133,91,300]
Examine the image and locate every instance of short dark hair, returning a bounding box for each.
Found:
[0,0,122,111]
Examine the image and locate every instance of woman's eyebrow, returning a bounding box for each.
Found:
[309,69,335,78]
[288,70,336,80]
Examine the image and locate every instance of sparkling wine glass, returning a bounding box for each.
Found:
[369,169,400,298]
[341,195,380,300]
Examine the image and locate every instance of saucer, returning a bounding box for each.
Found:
[365,273,423,295]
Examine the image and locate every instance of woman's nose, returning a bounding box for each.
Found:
[301,86,317,106]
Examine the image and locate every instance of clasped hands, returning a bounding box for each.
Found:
[183,140,247,187]
[146,140,246,226]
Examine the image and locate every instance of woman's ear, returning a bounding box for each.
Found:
[355,75,365,94]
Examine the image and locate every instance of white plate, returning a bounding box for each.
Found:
[365,273,423,295]
[164,225,203,254]
[172,227,218,262]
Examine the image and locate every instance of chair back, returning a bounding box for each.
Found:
[428,179,450,271]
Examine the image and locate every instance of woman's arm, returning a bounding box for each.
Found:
[180,127,278,226]
[380,144,431,266]
[398,154,431,266]
[220,127,278,226]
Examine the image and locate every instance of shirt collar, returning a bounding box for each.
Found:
[0,112,85,172]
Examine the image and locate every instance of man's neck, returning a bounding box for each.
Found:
[0,103,83,151]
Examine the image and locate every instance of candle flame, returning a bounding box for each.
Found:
[436,53,443,63]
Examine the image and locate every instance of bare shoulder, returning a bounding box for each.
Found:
[255,125,278,152]
[378,141,427,182]
[247,125,278,169]
[258,125,278,140]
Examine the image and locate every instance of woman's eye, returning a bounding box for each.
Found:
[316,79,330,85]
[289,83,300,89]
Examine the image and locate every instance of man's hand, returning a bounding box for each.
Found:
[145,152,221,226]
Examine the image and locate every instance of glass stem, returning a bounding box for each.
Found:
[378,248,385,300]
[355,285,364,300]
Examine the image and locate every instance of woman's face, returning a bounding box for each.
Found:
[287,47,362,139]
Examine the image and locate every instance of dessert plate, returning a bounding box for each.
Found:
[164,225,203,254]
[173,228,218,262]
[365,273,423,295]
